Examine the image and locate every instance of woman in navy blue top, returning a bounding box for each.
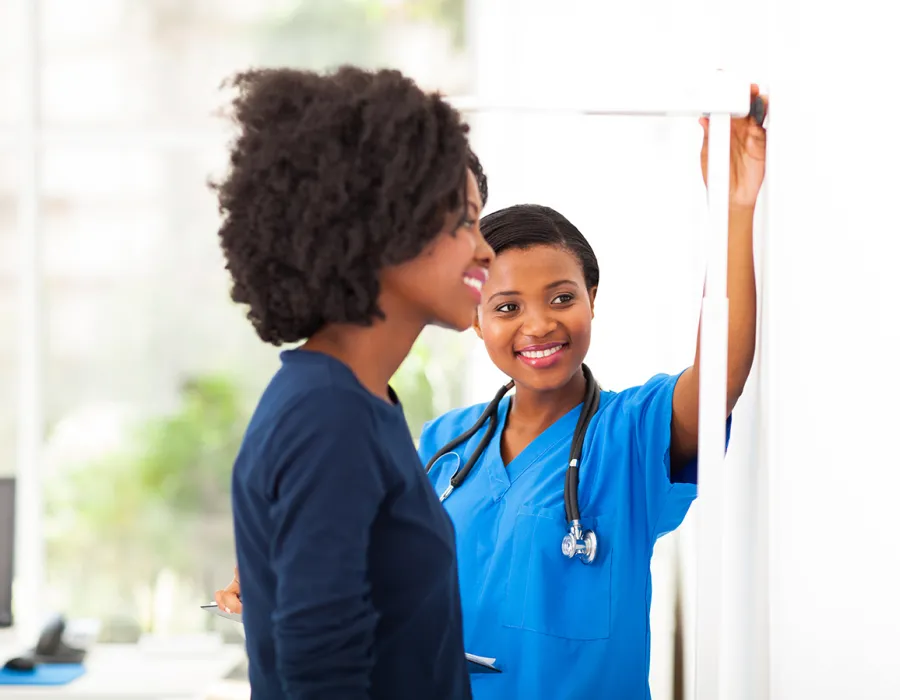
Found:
[211,66,494,700]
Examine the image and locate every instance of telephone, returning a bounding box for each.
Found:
[33,614,87,664]
[3,614,87,671]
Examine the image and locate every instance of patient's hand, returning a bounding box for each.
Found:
[214,566,242,614]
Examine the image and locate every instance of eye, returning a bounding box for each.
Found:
[495,302,518,313]
[457,207,478,230]
[551,293,575,305]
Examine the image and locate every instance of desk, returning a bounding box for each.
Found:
[0,630,248,700]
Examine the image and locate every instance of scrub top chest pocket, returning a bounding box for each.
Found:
[501,504,614,641]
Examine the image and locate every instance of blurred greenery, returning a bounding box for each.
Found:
[44,375,248,633]
[254,0,467,70]
[254,0,381,71]
[393,340,439,441]
[406,0,467,47]
[45,336,466,634]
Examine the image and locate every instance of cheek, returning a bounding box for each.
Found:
[429,239,469,281]
[479,318,516,357]
[567,310,594,346]
[442,230,476,261]
[462,236,478,263]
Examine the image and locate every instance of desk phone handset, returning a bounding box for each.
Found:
[2,614,87,673]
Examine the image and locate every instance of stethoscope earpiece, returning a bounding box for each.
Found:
[434,452,462,502]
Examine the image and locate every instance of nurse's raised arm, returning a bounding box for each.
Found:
[670,85,768,474]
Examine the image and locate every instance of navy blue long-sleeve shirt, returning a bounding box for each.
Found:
[232,349,471,700]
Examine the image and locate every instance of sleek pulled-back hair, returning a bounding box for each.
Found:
[479,204,599,289]
[212,65,477,345]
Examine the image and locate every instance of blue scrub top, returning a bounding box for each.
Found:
[418,372,731,700]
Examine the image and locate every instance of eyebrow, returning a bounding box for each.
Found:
[487,279,578,303]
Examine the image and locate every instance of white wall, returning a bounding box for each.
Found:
[764,2,900,697]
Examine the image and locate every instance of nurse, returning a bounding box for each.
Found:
[417,90,767,699]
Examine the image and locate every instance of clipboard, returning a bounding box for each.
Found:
[200,603,500,673]
[466,653,501,674]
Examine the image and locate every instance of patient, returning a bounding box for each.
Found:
[213,65,492,700]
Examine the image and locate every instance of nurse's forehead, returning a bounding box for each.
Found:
[487,246,581,285]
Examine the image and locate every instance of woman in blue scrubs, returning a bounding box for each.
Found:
[417,91,767,699]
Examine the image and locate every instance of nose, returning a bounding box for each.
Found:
[519,306,558,339]
[475,229,495,267]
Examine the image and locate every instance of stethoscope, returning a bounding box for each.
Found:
[425,364,602,565]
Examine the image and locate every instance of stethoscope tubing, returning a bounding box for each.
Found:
[426,365,601,525]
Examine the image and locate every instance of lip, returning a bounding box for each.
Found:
[462,266,488,303]
[514,342,569,369]
[515,342,566,353]
[464,266,488,284]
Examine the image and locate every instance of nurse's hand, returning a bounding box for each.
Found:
[214,566,242,614]
[699,83,767,210]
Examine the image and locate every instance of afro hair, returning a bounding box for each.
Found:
[467,148,488,210]
[212,66,483,345]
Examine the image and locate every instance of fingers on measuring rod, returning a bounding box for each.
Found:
[701,95,767,126]
[749,95,766,126]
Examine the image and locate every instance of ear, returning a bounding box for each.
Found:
[589,286,598,318]
[473,308,484,339]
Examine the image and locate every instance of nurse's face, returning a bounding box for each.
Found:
[474,244,596,392]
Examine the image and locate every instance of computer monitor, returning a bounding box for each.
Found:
[0,477,14,627]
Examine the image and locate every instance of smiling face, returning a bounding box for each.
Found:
[381,169,494,332]
[474,244,596,392]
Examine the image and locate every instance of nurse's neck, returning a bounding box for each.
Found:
[507,369,587,440]
[302,299,425,404]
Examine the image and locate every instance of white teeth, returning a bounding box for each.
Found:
[463,276,483,292]
[520,345,564,359]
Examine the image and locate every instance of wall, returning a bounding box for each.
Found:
[764,1,900,697]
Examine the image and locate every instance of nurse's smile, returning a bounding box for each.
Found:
[515,341,569,368]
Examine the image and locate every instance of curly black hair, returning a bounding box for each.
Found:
[212,66,482,345]
[467,149,488,208]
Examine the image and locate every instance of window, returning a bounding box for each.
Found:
[39,0,471,130]
[0,1,22,127]
[4,0,472,639]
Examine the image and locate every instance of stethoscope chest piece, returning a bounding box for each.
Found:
[561,520,597,565]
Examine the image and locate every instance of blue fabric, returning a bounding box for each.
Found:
[233,349,470,700]
[0,664,86,685]
[419,372,732,700]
